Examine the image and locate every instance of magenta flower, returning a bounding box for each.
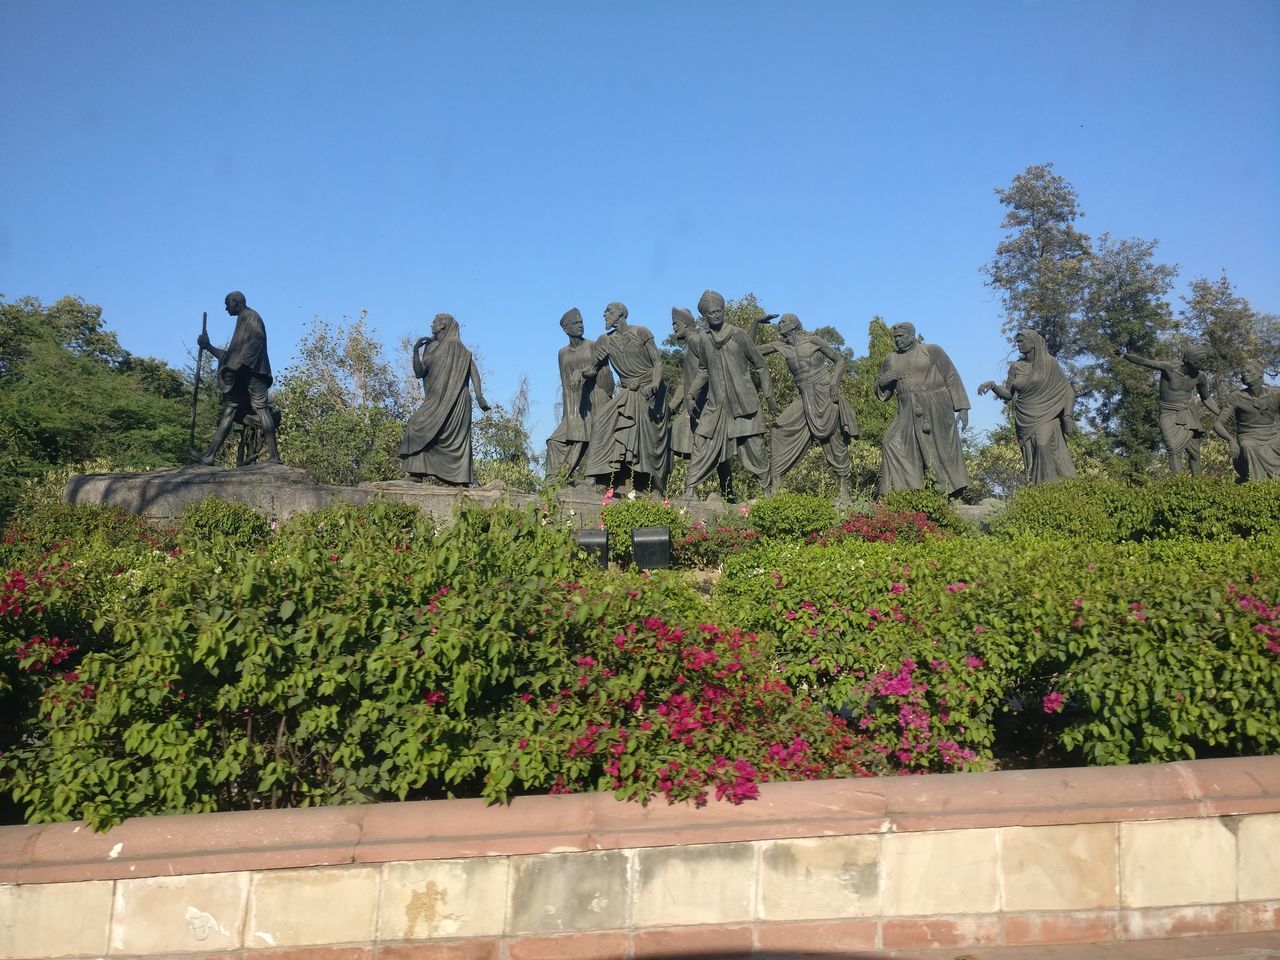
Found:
[1042,691,1065,713]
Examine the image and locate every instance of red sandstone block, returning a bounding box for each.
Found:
[880,916,1001,949]
[378,940,502,960]
[1238,899,1280,933]
[632,923,754,957]
[506,931,630,960]
[1003,910,1117,945]
[1119,904,1237,940]
[256,947,374,960]
[756,919,878,952]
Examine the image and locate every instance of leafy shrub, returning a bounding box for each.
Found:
[987,478,1139,541]
[599,498,689,565]
[177,497,273,549]
[879,487,969,534]
[990,476,1280,542]
[747,493,838,542]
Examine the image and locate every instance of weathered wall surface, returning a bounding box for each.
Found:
[2,758,1278,958]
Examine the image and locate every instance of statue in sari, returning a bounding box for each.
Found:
[1213,361,1280,483]
[979,329,1077,485]
[399,313,490,485]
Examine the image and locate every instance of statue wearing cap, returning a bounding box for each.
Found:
[1122,345,1220,475]
[683,290,778,500]
[546,307,615,484]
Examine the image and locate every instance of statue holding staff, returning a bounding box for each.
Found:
[191,291,281,466]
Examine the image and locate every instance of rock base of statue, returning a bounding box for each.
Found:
[63,466,724,526]
[65,467,1005,530]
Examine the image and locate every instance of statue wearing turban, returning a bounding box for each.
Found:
[1121,345,1219,475]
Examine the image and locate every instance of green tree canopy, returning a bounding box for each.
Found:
[982,162,1093,360]
[0,295,194,523]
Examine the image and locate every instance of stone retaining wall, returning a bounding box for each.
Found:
[2,757,1278,958]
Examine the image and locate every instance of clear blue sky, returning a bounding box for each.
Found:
[3,0,1277,442]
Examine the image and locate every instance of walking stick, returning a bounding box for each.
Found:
[188,312,207,452]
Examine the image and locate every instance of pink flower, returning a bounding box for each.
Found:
[965,655,985,669]
[602,487,616,505]
[739,503,750,517]
[973,625,986,634]
[945,582,967,593]
[1042,691,1065,713]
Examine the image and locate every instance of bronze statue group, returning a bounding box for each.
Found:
[190,290,1280,495]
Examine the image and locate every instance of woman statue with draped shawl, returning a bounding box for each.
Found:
[399,313,490,485]
[979,329,1077,485]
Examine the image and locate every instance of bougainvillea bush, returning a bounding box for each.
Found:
[3,488,1278,830]
[715,533,1280,770]
[1,500,884,829]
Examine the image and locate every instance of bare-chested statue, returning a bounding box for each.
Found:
[1213,361,1280,483]
[582,302,671,494]
[683,290,777,501]
[546,307,614,484]
[754,313,859,501]
[1122,345,1219,474]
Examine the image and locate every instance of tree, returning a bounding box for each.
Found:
[1077,234,1180,468]
[982,163,1093,361]
[0,295,195,525]
[474,376,540,492]
[1180,273,1280,382]
[274,314,412,486]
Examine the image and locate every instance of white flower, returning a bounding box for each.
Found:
[627,489,637,500]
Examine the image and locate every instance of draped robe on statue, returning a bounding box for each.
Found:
[1006,331,1077,485]
[686,326,770,487]
[584,326,670,489]
[546,338,614,479]
[770,334,859,479]
[1230,388,1280,482]
[877,342,970,495]
[399,325,479,484]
